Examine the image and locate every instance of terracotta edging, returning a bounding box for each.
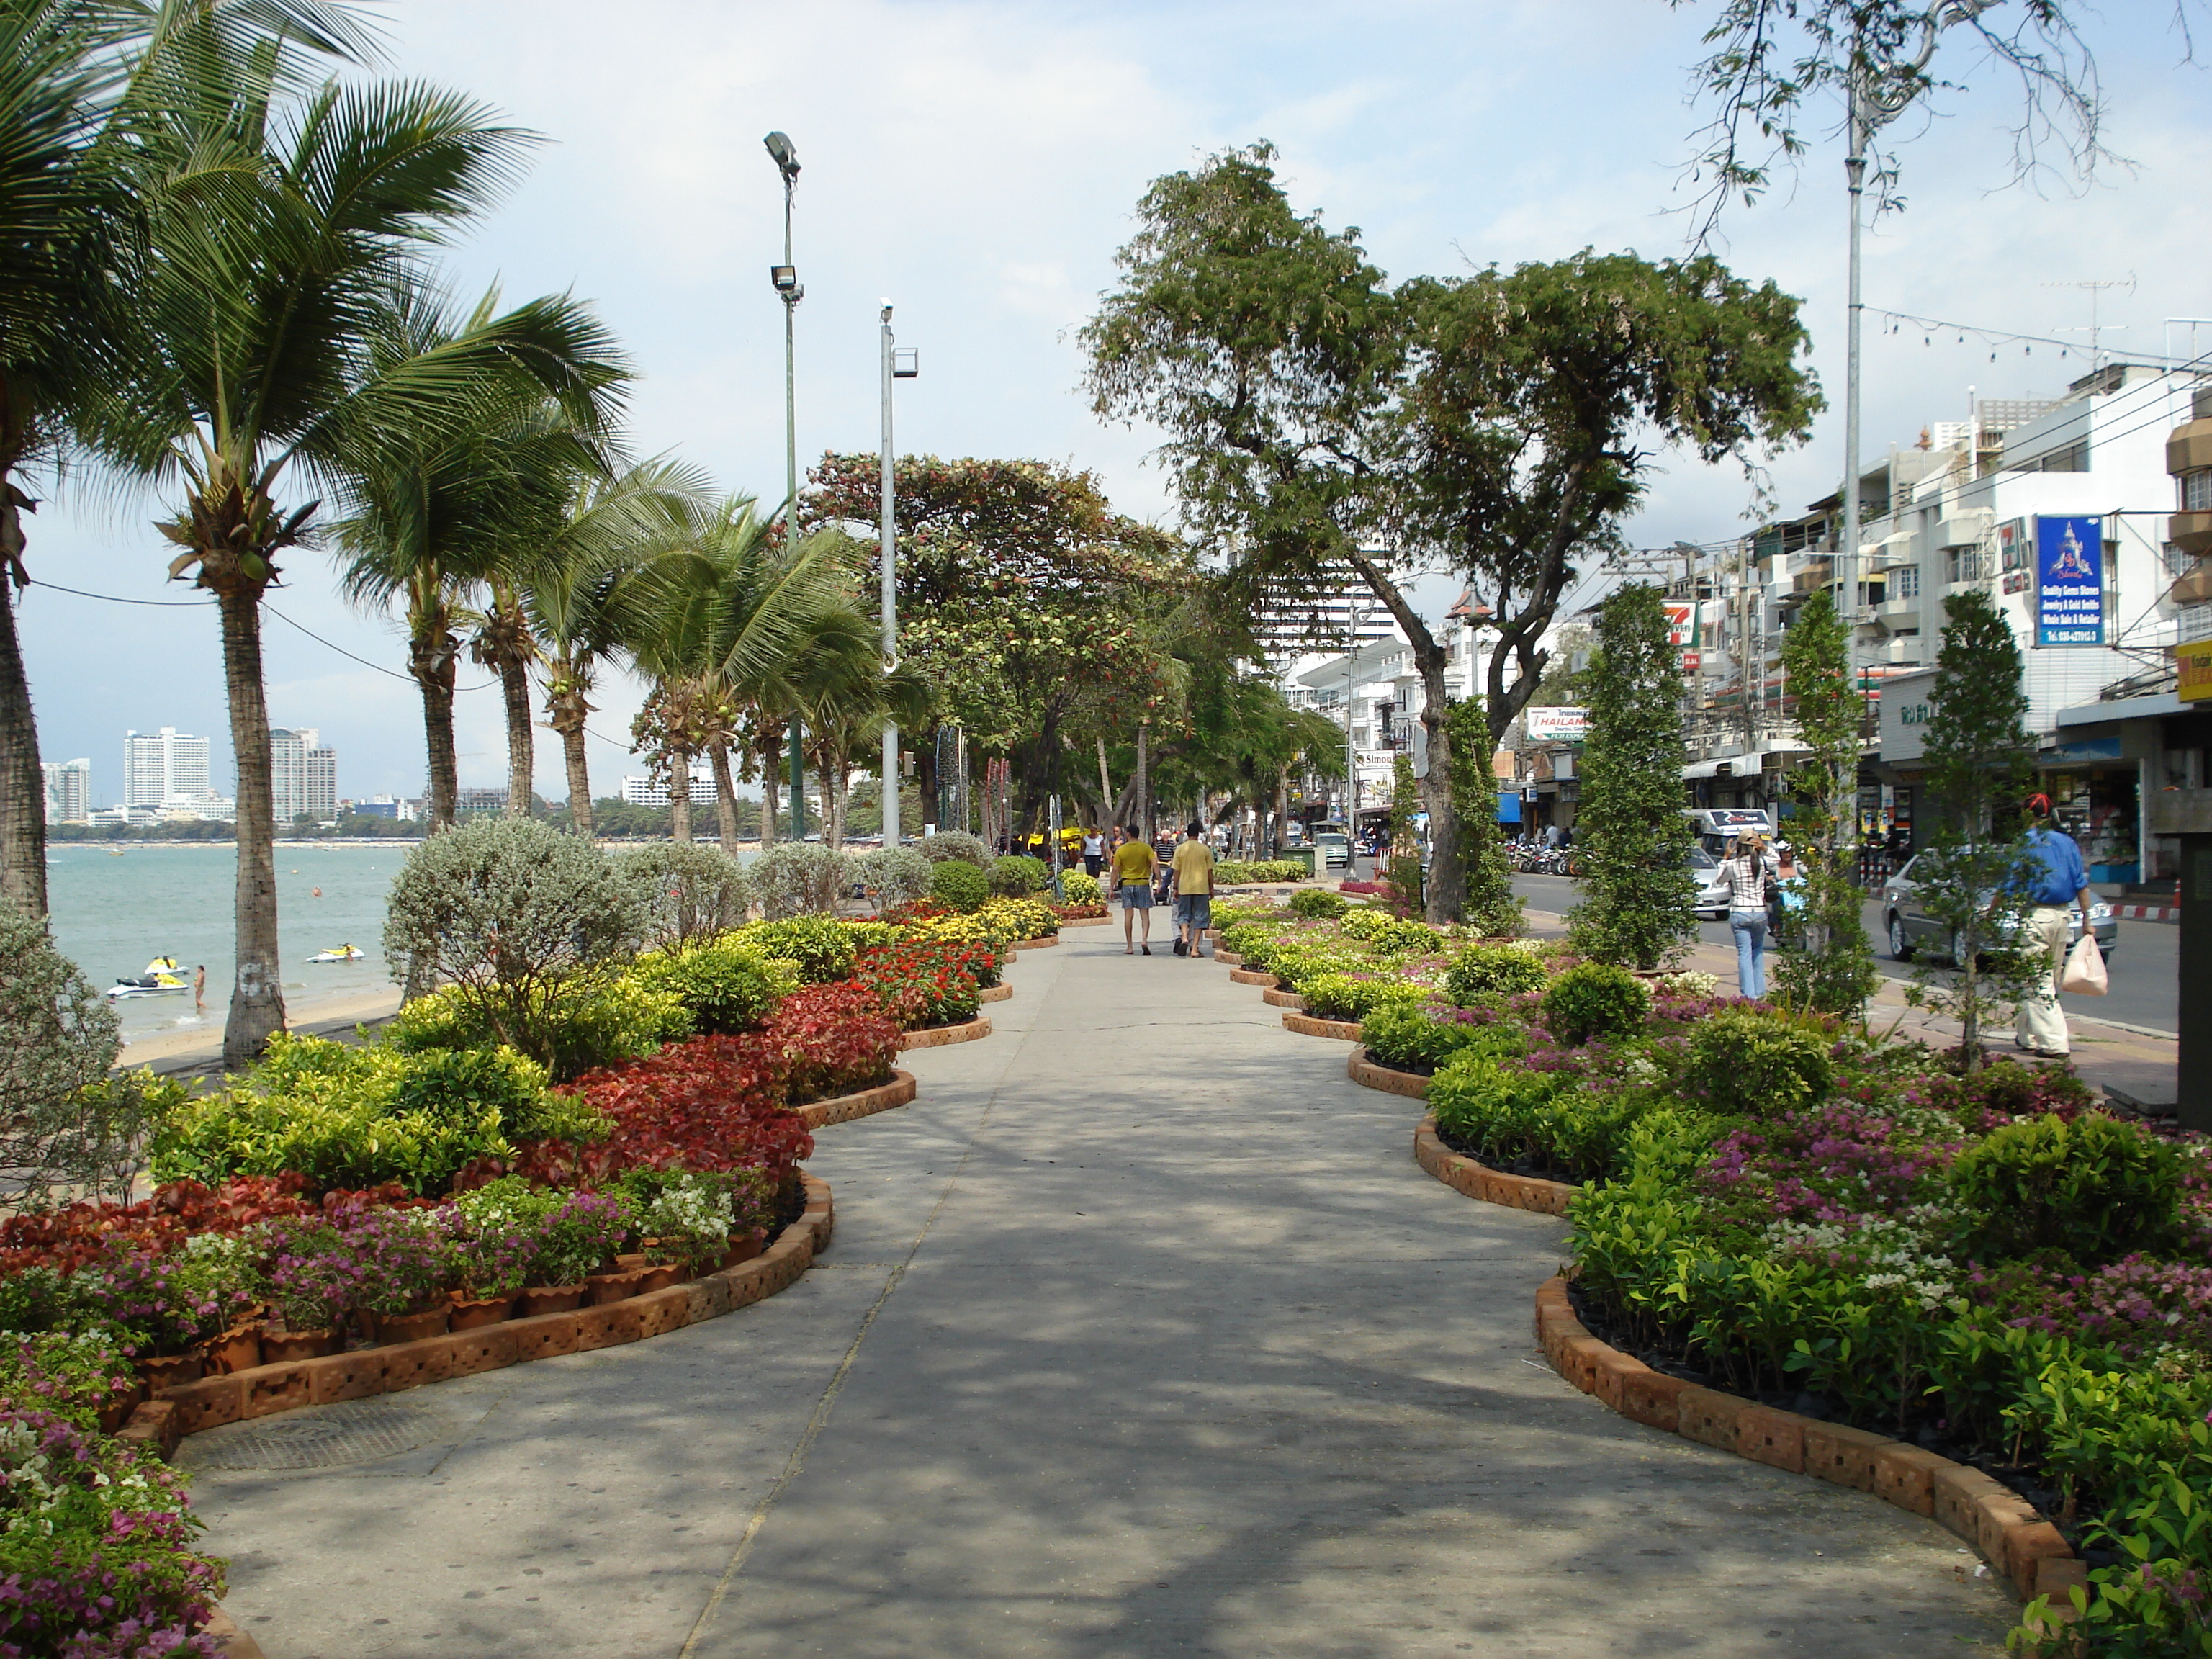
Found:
[1228,968,1277,987]
[1215,951,1243,967]
[1262,988,1306,1010]
[1058,916,1111,927]
[1411,1113,1575,1215]
[1282,1011,1361,1042]
[1529,1276,2080,1609]
[1348,1046,1429,1098]
[1013,934,1059,950]
[118,1176,837,1461]
[979,982,1013,1003]
[793,1069,917,1130]
[896,1015,994,1051]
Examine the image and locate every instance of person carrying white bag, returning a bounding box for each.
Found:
[2016,793,2100,1058]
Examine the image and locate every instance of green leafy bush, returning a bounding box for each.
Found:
[1359,1004,1512,1074]
[0,910,131,1208]
[616,842,752,946]
[1678,1009,1834,1120]
[858,845,934,910]
[731,917,854,985]
[1443,943,1547,1006]
[987,855,1049,896]
[1430,1050,1653,1182]
[750,842,859,919]
[976,896,1058,940]
[387,972,690,1081]
[917,831,990,866]
[1214,859,1308,884]
[1288,888,1348,920]
[1951,1112,2181,1262]
[1539,962,1651,1046]
[629,935,802,1031]
[1298,973,1428,1023]
[1060,870,1102,904]
[1336,908,1444,954]
[930,858,989,912]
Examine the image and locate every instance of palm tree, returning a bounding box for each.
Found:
[797,649,933,850]
[99,35,613,1065]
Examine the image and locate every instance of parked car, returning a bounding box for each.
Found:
[1689,848,1739,919]
[1879,852,2117,966]
[1312,832,1352,871]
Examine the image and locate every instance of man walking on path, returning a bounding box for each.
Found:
[1110,824,1158,956]
[1170,820,1214,958]
[2017,793,2095,1058]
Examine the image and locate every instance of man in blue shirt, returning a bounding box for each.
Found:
[2015,793,2094,1058]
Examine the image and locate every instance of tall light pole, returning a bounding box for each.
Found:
[879,304,917,844]
[764,130,806,839]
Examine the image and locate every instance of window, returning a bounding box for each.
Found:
[2167,543,2198,579]
[1894,566,1920,599]
[2185,469,2212,512]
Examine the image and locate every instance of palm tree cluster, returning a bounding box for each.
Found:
[0,1,916,1067]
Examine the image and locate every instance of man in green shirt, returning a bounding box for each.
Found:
[1110,824,1159,956]
[1169,821,1214,958]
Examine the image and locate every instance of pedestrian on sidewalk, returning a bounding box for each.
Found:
[1081,827,1105,878]
[1110,824,1159,956]
[1170,820,1214,958]
[2015,793,2094,1059]
[1721,830,1778,999]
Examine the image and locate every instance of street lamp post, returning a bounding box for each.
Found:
[879,305,916,845]
[765,130,806,840]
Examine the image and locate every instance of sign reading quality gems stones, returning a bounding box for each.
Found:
[2035,516,2104,646]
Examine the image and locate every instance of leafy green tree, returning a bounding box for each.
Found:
[1769,590,1877,1017]
[1906,589,2037,1070]
[1569,585,1697,969]
[1384,752,1424,914]
[1448,697,1521,936]
[1080,144,1817,925]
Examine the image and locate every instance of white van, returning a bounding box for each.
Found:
[1683,807,1774,860]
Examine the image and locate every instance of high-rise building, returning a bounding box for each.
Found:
[620,765,715,806]
[123,727,211,807]
[269,728,336,823]
[41,758,89,824]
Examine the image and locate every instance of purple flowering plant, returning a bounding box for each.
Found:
[336,1208,452,1317]
[0,1336,137,1433]
[73,1243,253,1361]
[248,1217,356,1335]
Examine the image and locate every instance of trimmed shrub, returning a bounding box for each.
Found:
[629,935,801,1033]
[1429,1049,1647,1182]
[1336,907,1443,953]
[917,832,989,868]
[1443,943,1547,1007]
[1678,1009,1834,1120]
[616,842,752,946]
[930,858,989,913]
[976,896,1058,940]
[386,971,688,1081]
[732,917,855,985]
[1214,858,1308,884]
[750,842,859,919]
[1951,1111,2182,1263]
[858,845,934,911]
[1288,888,1349,920]
[1539,962,1650,1046]
[1299,973,1429,1024]
[1060,871,1102,905]
[987,855,1050,896]
[1359,1004,1511,1074]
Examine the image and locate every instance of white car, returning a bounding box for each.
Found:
[1312,832,1352,871]
[1691,848,1732,919]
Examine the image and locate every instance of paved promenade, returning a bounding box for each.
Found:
[189,927,2013,1657]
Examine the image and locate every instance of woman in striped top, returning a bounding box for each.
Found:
[1722,830,1779,999]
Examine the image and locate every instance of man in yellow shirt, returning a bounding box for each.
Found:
[1110,824,1159,956]
[1169,821,1214,958]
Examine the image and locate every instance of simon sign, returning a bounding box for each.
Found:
[2035,516,2105,646]
[1878,668,1938,764]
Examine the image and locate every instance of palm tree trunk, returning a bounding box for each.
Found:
[0,562,47,917]
[709,741,741,855]
[670,747,693,842]
[215,583,287,1066]
[1274,763,1291,860]
[500,654,534,817]
[547,665,593,837]
[559,722,592,837]
[415,657,459,832]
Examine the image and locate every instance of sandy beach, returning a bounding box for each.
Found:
[118,985,403,1072]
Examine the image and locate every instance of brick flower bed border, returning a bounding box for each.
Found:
[1059,917,1111,928]
[897,1015,993,1051]
[1262,989,1305,1010]
[1347,1046,1429,1099]
[793,1069,917,1130]
[117,1175,838,1460]
[979,983,1012,1004]
[1228,968,1275,987]
[1282,1011,1361,1041]
[1405,1111,2083,1611]
[1014,935,1059,951]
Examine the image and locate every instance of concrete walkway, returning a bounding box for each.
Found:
[189,927,2013,1658]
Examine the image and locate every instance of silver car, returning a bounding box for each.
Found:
[1880,852,2117,966]
[1312,832,1352,871]
[1691,848,1732,919]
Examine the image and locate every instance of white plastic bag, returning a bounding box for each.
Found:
[2060,932,2108,996]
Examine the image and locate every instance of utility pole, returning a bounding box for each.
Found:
[878,304,915,847]
[765,130,806,841]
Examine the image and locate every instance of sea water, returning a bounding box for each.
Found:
[45,842,402,1045]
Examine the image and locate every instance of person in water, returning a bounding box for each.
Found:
[193,965,205,1012]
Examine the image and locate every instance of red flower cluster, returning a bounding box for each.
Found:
[772,983,901,1105]
[0,1174,418,1277]
[851,940,992,1030]
[547,1035,814,1182]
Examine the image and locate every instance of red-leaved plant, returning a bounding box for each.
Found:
[770,984,901,1105]
[533,1036,814,1183]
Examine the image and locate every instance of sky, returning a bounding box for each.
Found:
[20,0,2212,805]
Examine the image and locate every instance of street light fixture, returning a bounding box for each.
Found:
[763,130,806,838]
[879,302,918,846]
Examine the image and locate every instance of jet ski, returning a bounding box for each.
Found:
[307,944,367,964]
[107,957,191,999]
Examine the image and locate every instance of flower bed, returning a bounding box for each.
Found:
[1234,893,2212,1648]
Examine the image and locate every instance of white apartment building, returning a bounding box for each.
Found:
[123,727,211,807]
[41,758,89,824]
[269,728,336,823]
[621,765,716,808]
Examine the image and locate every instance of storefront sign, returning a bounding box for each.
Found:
[1524,706,1588,743]
[1877,668,1938,763]
[2036,516,2105,645]
[2180,639,2212,704]
[1998,518,2028,572]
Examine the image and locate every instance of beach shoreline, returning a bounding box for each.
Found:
[119,986,403,1071]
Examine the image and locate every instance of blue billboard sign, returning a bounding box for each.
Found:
[2035,516,2104,646]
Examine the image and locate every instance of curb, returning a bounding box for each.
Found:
[793,1069,916,1130]
[120,1177,837,1461]
[1348,1046,1429,1099]
[1014,935,1059,951]
[1529,1276,2080,1608]
[979,983,1013,1003]
[1262,988,1306,1010]
[1411,1113,1574,1215]
[207,1609,264,1658]
[897,1015,994,1051]
[2109,904,2177,922]
[1228,968,1277,986]
[1282,1012,1361,1042]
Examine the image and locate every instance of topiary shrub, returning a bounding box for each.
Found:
[629,935,802,1031]
[732,917,855,985]
[616,842,752,946]
[1288,888,1349,921]
[1443,943,1547,1007]
[1298,973,1429,1023]
[1539,962,1651,1047]
[1678,1009,1834,1120]
[930,858,989,913]
[917,832,989,868]
[987,855,1049,896]
[1060,870,1102,905]
[750,842,859,919]
[858,846,933,912]
[1951,1111,2181,1263]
